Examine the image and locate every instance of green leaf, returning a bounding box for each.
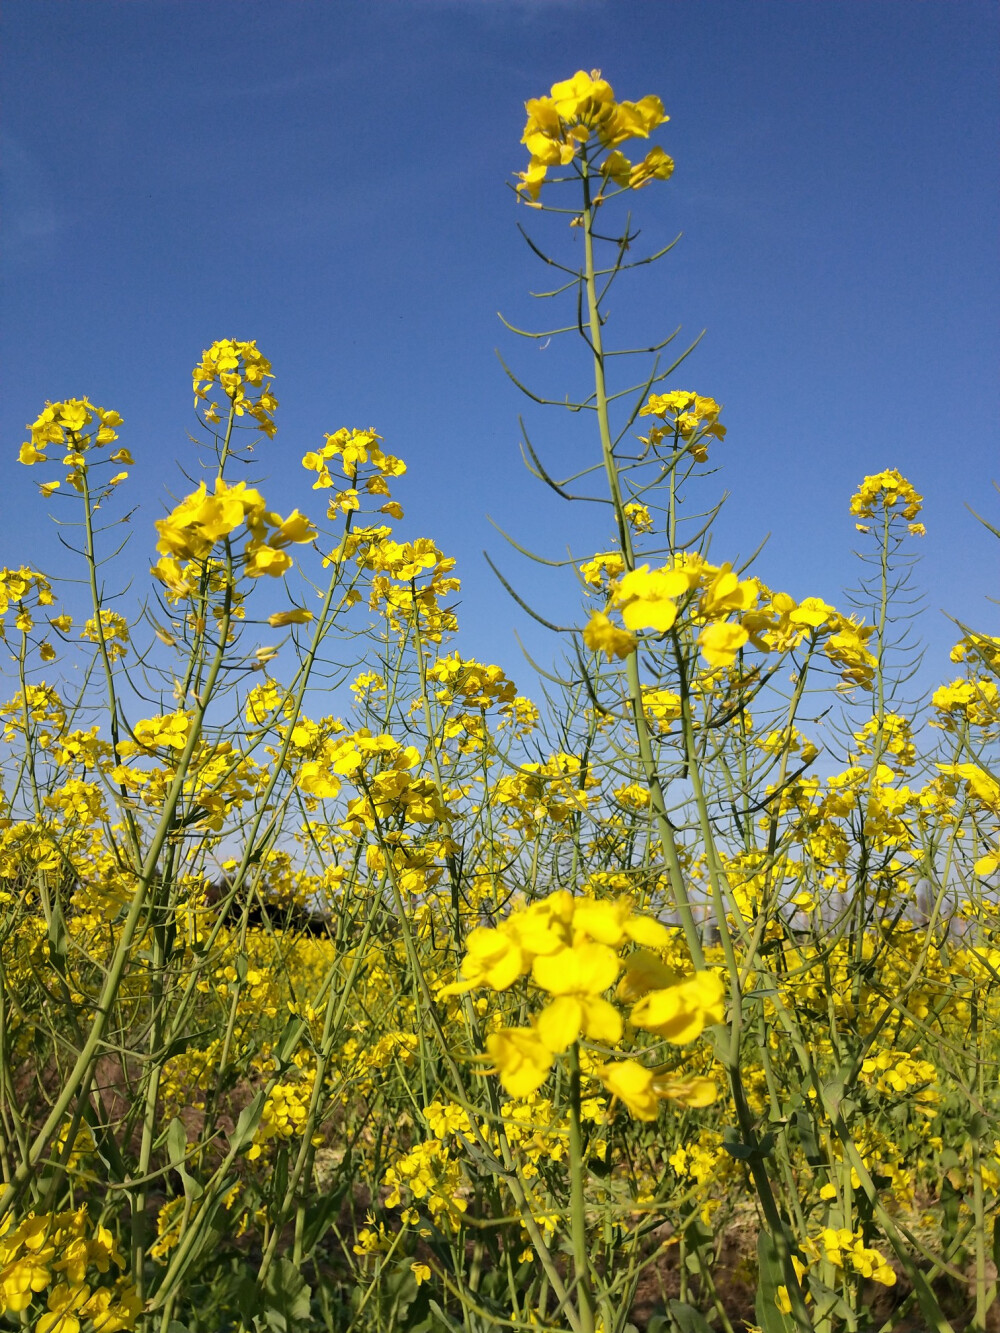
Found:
[274,1015,306,1068]
[681,1215,714,1251]
[754,1232,796,1333]
[235,1268,259,1325]
[667,1298,715,1333]
[426,1300,463,1333]
[47,903,68,970]
[166,1116,203,1201]
[263,1257,311,1332]
[230,1090,266,1154]
[722,1127,775,1163]
[302,1181,351,1254]
[794,1107,823,1165]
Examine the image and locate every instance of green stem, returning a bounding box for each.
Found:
[567,1042,594,1333]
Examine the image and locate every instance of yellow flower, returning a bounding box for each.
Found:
[150,556,194,597]
[455,925,528,991]
[155,477,266,561]
[530,940,623,1051]
[532,941,620,997]
[484,1028,554,1097]
[268,608,314,628]
[601,150,632,187]
[698,566,756,619]
[597,1061,716,1120]
[20,439,48,465]
[535,994,622,1052]
[849,470,923,523]
[597,1059,660,1120]
[245,544,293,578]
[38,1282,90,1333]
[583,611,636,660]
[614,564,696,633]
[623,501,653,533]
[698,622,749,667]
[411,1262,432,1286]
[549,68,616,124]
[269,510,317,548]
[579,553,625,589]
[652,1075,717,1108]
[517,71,669,199]
[788,596,834,629]
[616,949,680,1003]
[629,145,675,188]
[630,971,725,1044]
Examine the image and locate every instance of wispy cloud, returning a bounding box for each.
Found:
[0,133,62,262]
[183,63,343,104]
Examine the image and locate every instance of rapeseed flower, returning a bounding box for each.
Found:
[583,611,636,660]
[517,70,670,201]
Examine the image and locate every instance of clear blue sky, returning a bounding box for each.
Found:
[2,0,997,697]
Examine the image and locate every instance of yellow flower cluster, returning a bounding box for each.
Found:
[247,1068,320,1160]
[853,712,916,768]
[192,339,278,437]
[639,390,726,461]
[668,1129,741,1224]
[938,762,1000,815]
[427,653,517,711]
[643,685,683,734]
[383,1137,469,1231]
[304,426,405,486]
[518,69,671,201]
[44,778,107,825]
[932,677,1000,734]
[117,710,191,756]
[0,566,55,640]
[578,551,625,589]
[152,477,316,594]
[623,501,654,533]
[295,725,417,804]
[803,1227,897,1287]
[19,400,127,502]
[489,752,594,833]
[0,1209,139,1331]
[362,537,461,643]
[850,469,924,535]
[352,1216,392,1261]
[81,610,130,662]
[582,552,879,687]
[861,1050,938,1110]
[584,556,756,667]
[0,682,66,748]
[951,630,1000,672]
[443,890,723,1117]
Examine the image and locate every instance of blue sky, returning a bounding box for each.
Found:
[2,0,997,700]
